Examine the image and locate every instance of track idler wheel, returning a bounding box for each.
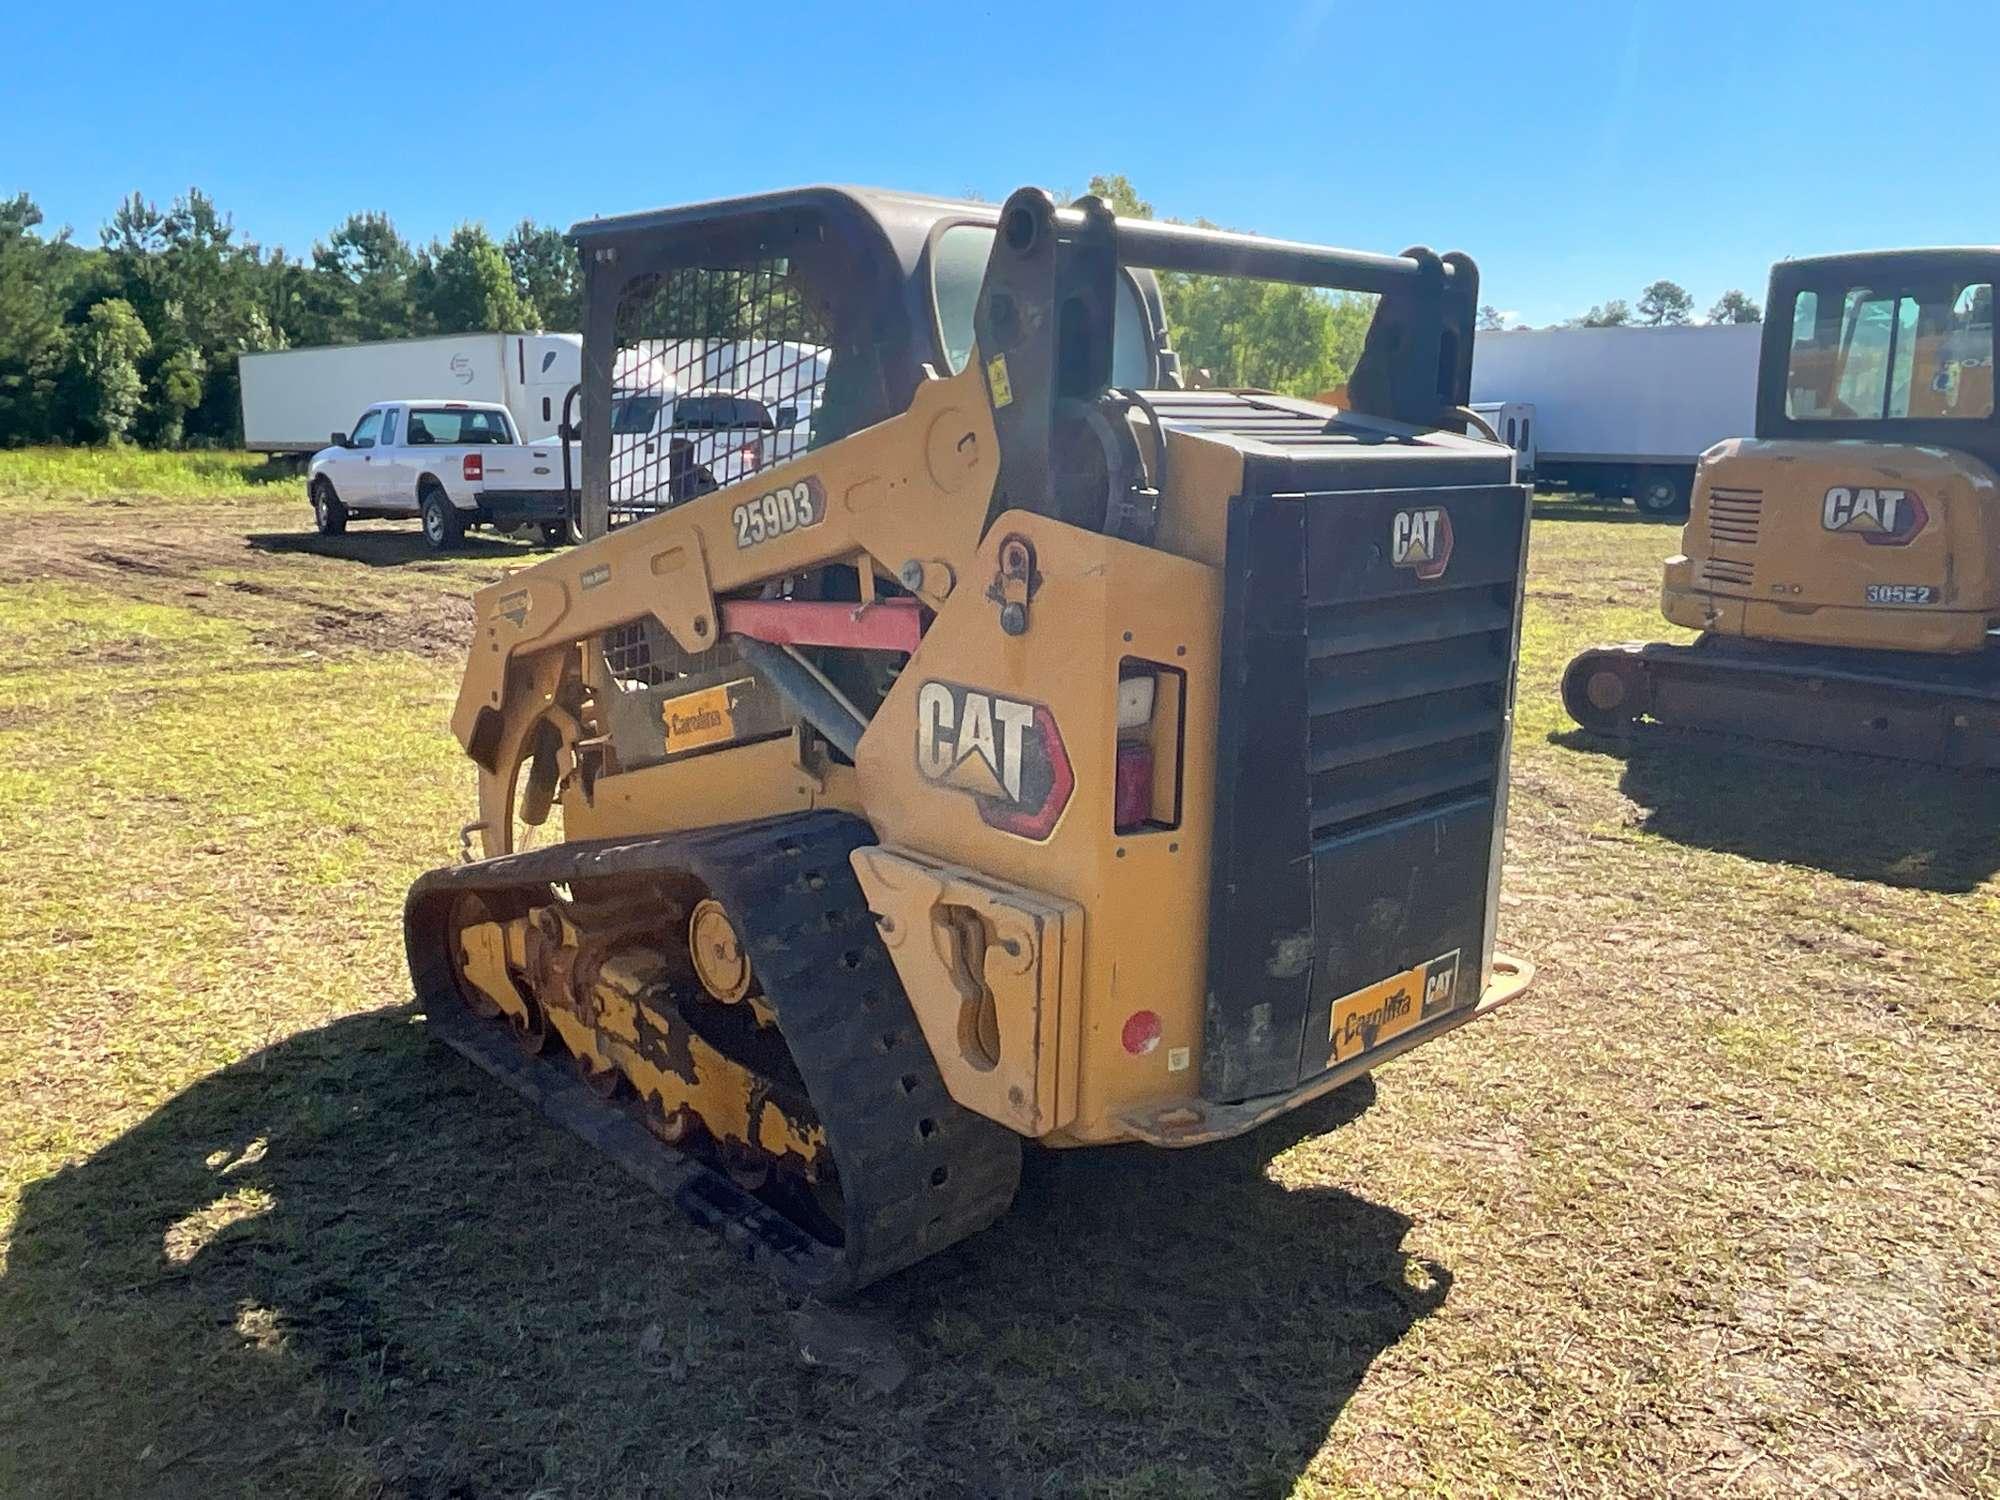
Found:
[688,898,752,1002]
[1562,645,1652,733]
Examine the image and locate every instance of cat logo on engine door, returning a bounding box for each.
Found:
[916,681,1073,839]
[1391,506,1453,580]
[1822,486,1926,545]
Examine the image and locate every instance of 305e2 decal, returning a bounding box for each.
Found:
[915,681,1074,840]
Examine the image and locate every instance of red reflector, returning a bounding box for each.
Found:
[462,453,483,482]
[1114,742,1152,832]
[1122,1010,1163,1056]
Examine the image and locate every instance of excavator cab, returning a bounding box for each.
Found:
[1565,248,2000,767]
[408,186,1535,1292]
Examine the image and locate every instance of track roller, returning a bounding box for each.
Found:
[406,813,1023,1294]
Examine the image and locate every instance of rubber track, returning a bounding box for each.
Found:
[1563,640,2000,771]
[406,812,1022,1296]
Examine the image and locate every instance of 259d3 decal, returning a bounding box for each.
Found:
[915,681,1074,839]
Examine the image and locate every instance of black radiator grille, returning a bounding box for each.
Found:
[1204,479,1528,1103]
[1305,579,1512,838]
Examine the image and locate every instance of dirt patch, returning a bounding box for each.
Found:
[0,509,535,661]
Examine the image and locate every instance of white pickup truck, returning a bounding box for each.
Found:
[306,399,574,550]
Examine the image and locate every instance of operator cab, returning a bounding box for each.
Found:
[1757,248,2000,472]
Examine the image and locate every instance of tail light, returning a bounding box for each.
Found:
[462,453,484,482]
[1114,743,1153,831]
[739,437,763,469]
[1115,665,1182,835]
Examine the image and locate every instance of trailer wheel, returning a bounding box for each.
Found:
[311,479,348,537]
[420,486,465,551]
[1633,468,1689,518]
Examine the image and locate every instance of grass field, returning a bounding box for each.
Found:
[1,463,1995,1498]
[0,446,301,510]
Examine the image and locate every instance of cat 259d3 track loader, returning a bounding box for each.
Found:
[406,186,1534,1293]
[1564,248,2000,766]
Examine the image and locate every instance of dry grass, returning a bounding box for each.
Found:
[1,485,1995,1499]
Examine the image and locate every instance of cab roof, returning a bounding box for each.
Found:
[1773,247,2000,281]
[569,185,1001,279]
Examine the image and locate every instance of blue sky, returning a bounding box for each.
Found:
[10,0,1992,327]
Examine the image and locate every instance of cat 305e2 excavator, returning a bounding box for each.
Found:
[1564,248,2000,766]
[406,186,1534,1293]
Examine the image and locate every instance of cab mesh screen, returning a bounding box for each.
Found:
[607,262,832,530]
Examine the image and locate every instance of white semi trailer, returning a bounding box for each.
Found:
[239,332,581,458]
[1469,323,1760,515]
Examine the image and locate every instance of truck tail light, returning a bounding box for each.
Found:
[462,453,484,482]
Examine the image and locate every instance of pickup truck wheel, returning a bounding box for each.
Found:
[537,519,570,546]
[420,487,465,551]
[310,480,348,537]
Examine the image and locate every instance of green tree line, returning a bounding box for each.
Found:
[1,175,1465,451]
[1078,175,1373,396]
[0,189,581,447]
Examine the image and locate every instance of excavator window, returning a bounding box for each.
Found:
[1787,279,1994,422]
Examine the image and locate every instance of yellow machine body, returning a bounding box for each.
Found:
[449,369,1530,1148]
[409,186,1534,1290]
[1665,437,2000,653]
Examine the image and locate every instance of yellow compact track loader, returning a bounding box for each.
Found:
[406,186,1534,1292]
[1564,249,2000,766]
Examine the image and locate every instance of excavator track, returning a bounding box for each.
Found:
[405,811,1022,1295]
[1562,637,2000,770]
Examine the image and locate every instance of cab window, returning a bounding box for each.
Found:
[1786,280,1994,421]
[674,395,774,430]
[349,409,384,449]
[931,223,1156,388]
[407,407,514,444]
[611,394,663,435]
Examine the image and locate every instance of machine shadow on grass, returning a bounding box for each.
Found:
[1,1011,1432,1498]
[245,526,543,569]
[1556,727,2000,891]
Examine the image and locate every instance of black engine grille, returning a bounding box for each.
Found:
[1203,481,1528,1102]
[1307,585,1514,837]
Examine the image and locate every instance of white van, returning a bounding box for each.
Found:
[1470,401,1537,481]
